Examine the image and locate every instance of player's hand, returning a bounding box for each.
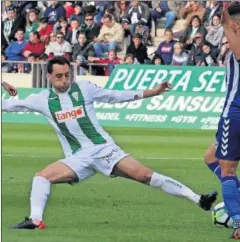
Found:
[155,82,172,95]
[2,82,18,96]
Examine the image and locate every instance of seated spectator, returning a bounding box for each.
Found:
[22,31,45,58]
[171,42,188,66]
[94,1,110,25]
[55,17,69,36]
[5,29,27,61]
[25,9,40,41]
[44,0,66,26]
[45,31,72,60]
[69,3,84,25]
[38,18,53,45]
[79,13,100,43]
[12,1,38,16]
[217,36,231,66]
[205,14,224,52]
[180,15,206,49]
[152,54,164,65]
[88,50,122,76]
[73,33,95,75]
[64,1,75,20]
[202,1,222,27]
[126,33,150,64]
[187,33,205,65]
[122,53,140,64]
[49,31,57,44]
[2,6,16,44]
[155,29,176,65]
[135,21,151,46]
[94,14,124,58]
[198,41,217,66]
[151,0,184,29]
[23,53,38,73]
[179,1,206,28]
[122,0,150,36]
[115,0,129,23]
[65,19,81,45]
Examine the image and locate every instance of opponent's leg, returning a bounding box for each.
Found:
[112,156,217,211]
[220,160,240,240]
[204,143,222,181]
[204,143,240,190]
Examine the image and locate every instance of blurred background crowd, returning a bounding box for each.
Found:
[1,0,239,76]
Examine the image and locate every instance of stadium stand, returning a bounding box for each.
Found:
[1,0,239,77]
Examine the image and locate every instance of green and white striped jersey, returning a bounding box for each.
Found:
[3,81,143,157]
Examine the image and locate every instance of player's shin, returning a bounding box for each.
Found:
[30,176,51,223]
[149,172,200,203]
[221,176,240,226]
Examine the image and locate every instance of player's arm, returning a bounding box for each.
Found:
[221,5,240,60]
[2,94,42,113]
[86,81,171,104]
[1,81,18,96]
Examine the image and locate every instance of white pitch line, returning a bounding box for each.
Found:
[2,154,200,160]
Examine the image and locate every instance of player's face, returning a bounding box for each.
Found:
[49,64,71,93]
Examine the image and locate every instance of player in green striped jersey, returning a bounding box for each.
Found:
[2,56,217,230]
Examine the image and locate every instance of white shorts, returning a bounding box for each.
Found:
[60,143,129,183]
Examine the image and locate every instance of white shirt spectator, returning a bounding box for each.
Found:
[45,41,72,56]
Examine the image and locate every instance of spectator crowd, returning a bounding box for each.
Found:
[1,0,239,76]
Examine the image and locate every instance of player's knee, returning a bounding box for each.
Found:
[34,171,52,183]
[135,172,153,184]
[221,167,237,177]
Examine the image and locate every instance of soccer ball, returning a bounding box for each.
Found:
[212,202,233,228]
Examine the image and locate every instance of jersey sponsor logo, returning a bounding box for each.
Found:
[72,92,79,102]
[55,106,85,123]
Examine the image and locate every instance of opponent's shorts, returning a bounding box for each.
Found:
[216,118,240,161]
[60,143,129,183]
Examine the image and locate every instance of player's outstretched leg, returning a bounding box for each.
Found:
[112,156,217,211]
[10,161,78,229]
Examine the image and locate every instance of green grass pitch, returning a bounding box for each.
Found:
[2,123,236,242]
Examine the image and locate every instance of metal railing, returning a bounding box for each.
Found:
[2,60,109,88]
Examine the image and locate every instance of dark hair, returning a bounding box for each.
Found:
[31,31,40,39]
[228,3,240,16]
[16,28,25,33]
[84,13,94,19]
[189,15,201,26]
[152,54,164,64]
[47,56,70,74]
[59,17,68,23]
[164,28,173,35]
[103,14,113,21]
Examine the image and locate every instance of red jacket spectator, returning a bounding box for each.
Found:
[38,18,53,45]
[22,32,45,58]
[89,50,122,76]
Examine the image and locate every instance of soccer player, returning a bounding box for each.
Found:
[2,56,217,230]
[214,3,240,240]
[1,81,18,96]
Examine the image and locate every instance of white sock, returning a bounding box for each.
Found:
[30,176,51,221]
[150,172,200,204]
